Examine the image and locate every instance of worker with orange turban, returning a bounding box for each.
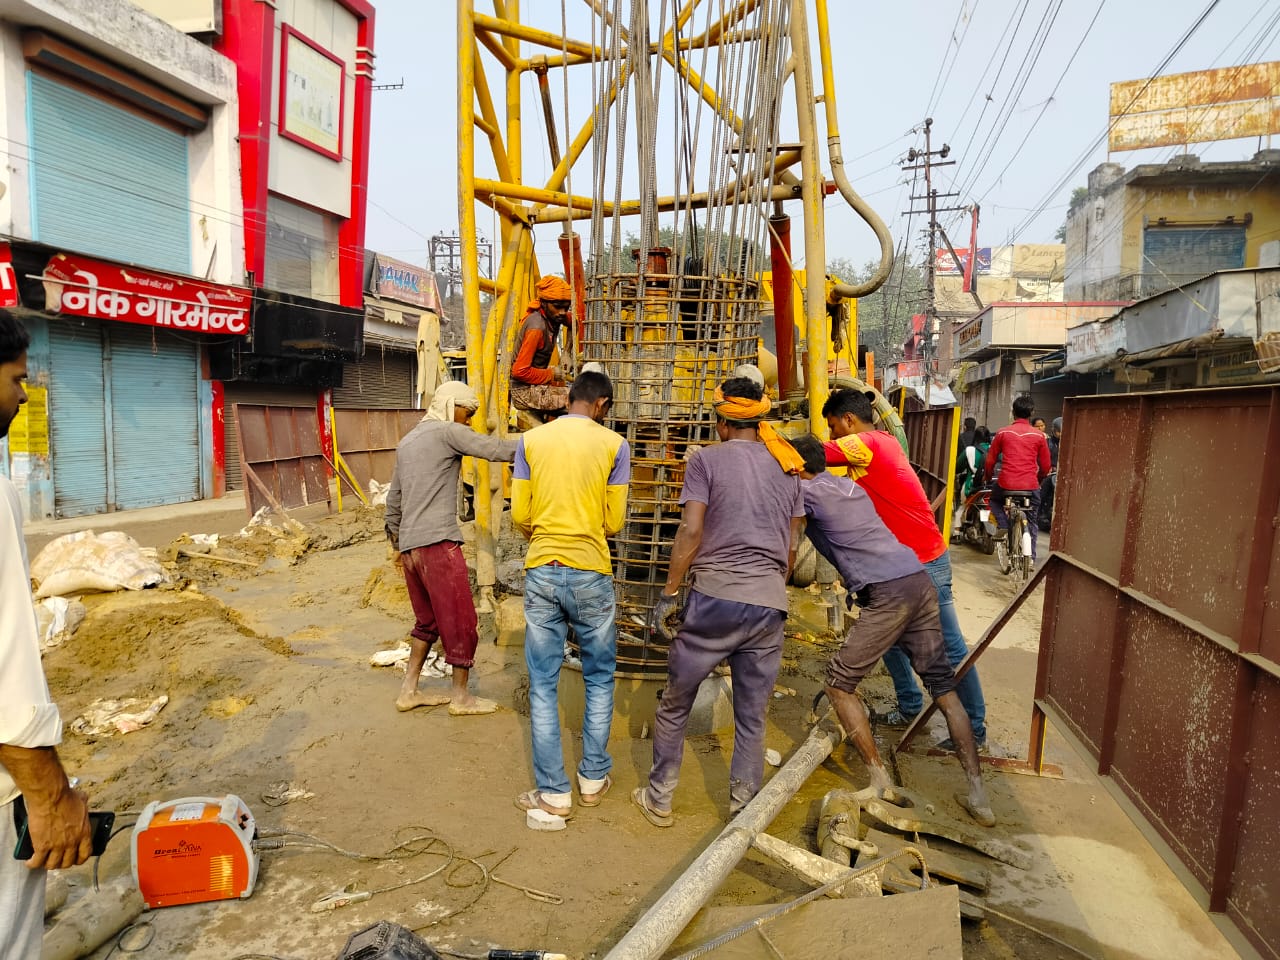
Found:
[511,275,575,418]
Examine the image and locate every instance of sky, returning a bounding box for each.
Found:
[363,0,1280,279]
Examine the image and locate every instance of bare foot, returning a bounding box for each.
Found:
[448,696,498,716]
[395,692,452,712]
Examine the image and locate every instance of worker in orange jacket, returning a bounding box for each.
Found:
[511,275,576,418]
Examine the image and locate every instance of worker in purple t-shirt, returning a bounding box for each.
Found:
[632,376,805,827]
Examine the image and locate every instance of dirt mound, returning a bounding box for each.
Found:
[361,562,412,618]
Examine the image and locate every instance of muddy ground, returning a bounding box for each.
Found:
[29,508,1240,960]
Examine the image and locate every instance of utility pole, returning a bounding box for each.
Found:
[902,118,968,394]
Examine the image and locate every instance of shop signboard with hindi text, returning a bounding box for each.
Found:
[39,253,251,336]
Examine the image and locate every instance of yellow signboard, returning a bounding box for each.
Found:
[8,385,48,455]
[1108,61,1280,152]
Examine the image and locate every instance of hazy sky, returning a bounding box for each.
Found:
[364,0,1280,277]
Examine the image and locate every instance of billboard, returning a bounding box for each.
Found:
[935,247,991,276]
[1108,61,1280,152]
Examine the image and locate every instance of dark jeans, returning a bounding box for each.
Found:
[990,484,1040,561]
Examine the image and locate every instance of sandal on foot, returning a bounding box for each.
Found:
[631,787,673,828]
[955,792,996,828]
[448,697,498,716]
[578,774,612,807]
[515,790,572,818]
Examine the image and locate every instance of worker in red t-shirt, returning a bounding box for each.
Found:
[983,395,1052,561]
[821,388,988,751]
[511,275,576,419]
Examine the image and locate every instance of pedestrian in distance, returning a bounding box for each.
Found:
[512,371,630,830]
[0,310,94,956]
[821,388,988,752]
[984,395,1052,563]
[385,380,518,716]
[633,376,806,827]
[790,435,995,826]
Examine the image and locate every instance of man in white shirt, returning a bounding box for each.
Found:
[0,311,92,955]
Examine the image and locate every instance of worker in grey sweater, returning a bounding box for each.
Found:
[385,381,517,715]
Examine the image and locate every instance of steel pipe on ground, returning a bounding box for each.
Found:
[603,724,843,960]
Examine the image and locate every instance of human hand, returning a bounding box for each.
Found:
[25,787,92,870]
[649,592,684,642]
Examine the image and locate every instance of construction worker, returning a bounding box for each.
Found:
[385,381,517,715]
[0,311,93,955]
[790,435,995,827]
[633,376,805,827]
[512,371,630,830]
[821,388,988,752]
[511,275,576,418]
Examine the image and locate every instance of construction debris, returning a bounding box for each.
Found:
[35,597,86,652]
[31,531,167,598]
[70,695,169,737]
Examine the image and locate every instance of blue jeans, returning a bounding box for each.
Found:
[882,552,987,740]
[523,564,617,795]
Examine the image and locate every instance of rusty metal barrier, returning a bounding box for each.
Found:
[233,404,330,516]
[1035,387,1280,959]
[901,407,961,533]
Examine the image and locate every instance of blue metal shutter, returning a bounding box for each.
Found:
[48,321,108,517]
[27,72,191,273]
[107,326,200,509]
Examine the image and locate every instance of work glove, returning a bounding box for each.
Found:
[649,592,684,642]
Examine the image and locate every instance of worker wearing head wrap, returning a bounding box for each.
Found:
[511,276,575,419]
[633,376,806,828]
[422,380,479,424]
[385,380,518,717]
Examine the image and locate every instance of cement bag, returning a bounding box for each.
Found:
[31,531,168,599]
[369,480,390,507]
[34,597,87,652]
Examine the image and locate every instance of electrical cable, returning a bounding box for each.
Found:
[101,921,155,959]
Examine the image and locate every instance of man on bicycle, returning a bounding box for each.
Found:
[983,396,1051,562]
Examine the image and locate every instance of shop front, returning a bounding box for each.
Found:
[1,241,251,520]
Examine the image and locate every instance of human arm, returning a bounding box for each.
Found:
[662,501,706,596]
[510,438,533,539]
[603,440,631,537]
[823,434,874,480]
[0,745,91,870]
[445,424,519,463]
[511,327,555,385]
[384,463,402,550]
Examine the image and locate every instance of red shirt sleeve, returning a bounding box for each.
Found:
[823,440,849,467]
[1037,435,1051,480]
[512,327,553,385]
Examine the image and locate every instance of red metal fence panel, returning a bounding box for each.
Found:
[902,407,960,533]
[332,408,421,493]
[1038,386,1280,959]
[233,404,330,516]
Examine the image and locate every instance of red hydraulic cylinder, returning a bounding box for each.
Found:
[769,213,797,397]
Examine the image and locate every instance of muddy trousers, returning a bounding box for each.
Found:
[1,799,44,959]
[647,592,786,815]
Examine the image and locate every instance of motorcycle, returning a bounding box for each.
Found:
[952,486,998,555]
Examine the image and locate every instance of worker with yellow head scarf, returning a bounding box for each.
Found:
[511,275,575,419]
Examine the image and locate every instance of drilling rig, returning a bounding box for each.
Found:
[457,0,896,673]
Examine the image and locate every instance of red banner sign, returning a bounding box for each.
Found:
[0,243,17,308]
[40,253,251,336]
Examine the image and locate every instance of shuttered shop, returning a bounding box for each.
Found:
[222,384,317,491]
[332,348,417,410]
[27,72,191,274]
[47,320,201,517]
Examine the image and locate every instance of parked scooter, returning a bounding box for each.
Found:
[952,486,998,555]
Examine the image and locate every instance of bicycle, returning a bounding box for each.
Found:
[993,490,1036,584]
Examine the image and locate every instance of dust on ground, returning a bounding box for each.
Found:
[32,515,1238,960]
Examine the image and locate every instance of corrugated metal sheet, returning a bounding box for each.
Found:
[28,72,190,273]
[47,320,107,517]
[108,326,200,509]
[1039,386,1280,959]
[901,407,960,533]
[332,348,416,409]
[222,384,316,490]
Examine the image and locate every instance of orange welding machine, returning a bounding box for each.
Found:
[130,795,259,909]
